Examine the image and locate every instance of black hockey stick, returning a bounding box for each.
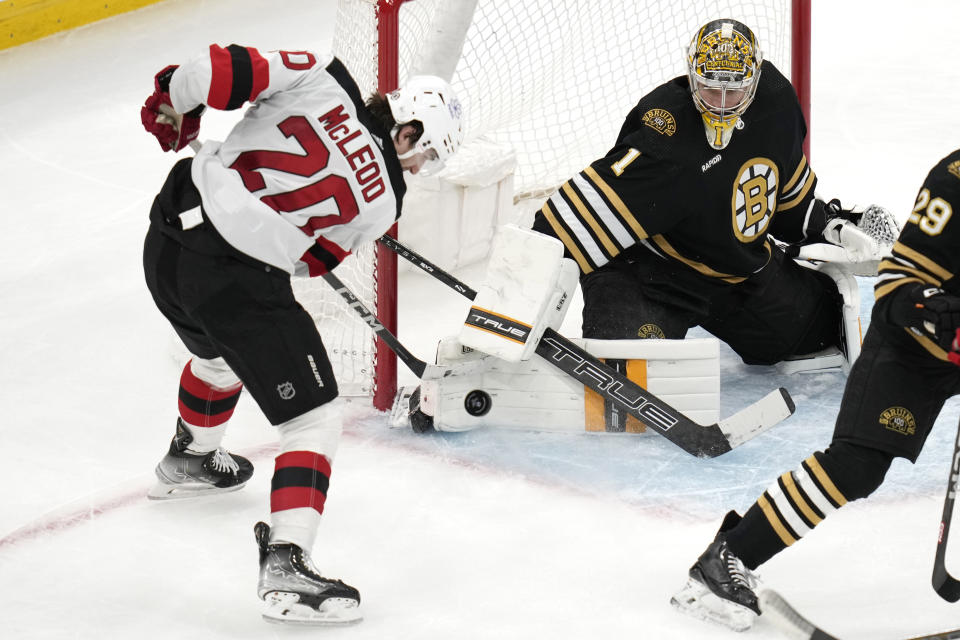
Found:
[322,271,429,377]
[760,589,960,640]
[933,416,960,602]
[377,234,795,458]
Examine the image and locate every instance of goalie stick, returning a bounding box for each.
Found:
[760,589,960,640]
[377,234,795,458]
[933,416,960,602]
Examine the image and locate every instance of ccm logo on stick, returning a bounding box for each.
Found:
[465,307,531,344]
[539,335,679,431]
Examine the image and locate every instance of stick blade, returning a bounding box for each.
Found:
[933,564,960,603]
[720,387,796,449]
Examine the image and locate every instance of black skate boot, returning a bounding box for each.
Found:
[254,522,362,625]
[147,418,253,500]
[670,511,760,631]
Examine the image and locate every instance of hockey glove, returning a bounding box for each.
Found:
[889,283,960,352]
[140,65,204,152]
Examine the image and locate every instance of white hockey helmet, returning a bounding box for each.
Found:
[387,75,464,175]
[687,19,762,150]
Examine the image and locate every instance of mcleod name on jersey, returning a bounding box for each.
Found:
[536,61,816,300]
[170,45,405,277]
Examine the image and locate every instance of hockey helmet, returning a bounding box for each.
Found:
[687,19,762,150]
[387,75,464,175]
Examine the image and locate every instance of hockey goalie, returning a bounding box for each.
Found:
[393,19,901,437]
[392,216,897,436]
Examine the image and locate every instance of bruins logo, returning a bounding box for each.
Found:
[732,158,778,242]
[948,160,960,180]
[637,324,666,339]
[642,109,677,136]
[879,406,917,436]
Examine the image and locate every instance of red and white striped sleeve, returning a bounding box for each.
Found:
[168,44,304,114]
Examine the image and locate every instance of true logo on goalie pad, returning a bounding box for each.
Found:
[464,307,532,344]
[539,335,679,432]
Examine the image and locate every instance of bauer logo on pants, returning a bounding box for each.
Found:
[464,307,532,344]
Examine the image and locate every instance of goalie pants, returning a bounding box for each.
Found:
[580,245,843,364]
[723,318,960,569]
[142,159,339,425]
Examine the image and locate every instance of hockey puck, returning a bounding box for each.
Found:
[464,390,492,416]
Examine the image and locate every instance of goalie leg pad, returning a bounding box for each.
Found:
[403,336,721,433]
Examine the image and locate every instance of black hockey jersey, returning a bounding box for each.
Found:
[875,148,960,362]
[537,61,816,295]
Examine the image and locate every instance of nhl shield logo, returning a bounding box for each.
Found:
[277,381,296,400]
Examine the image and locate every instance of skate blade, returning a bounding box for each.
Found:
[146,479,247,501]
[261,591,362,626]
[670,577,756,632]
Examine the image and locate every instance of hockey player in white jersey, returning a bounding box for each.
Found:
[140,44,462,625]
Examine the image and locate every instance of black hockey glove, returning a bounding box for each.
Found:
[888,282,960,351]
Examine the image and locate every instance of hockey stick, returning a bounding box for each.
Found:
[322,271,485,383]
[933,415,960,602]
[377,234,795,458]
[760,589,960,640]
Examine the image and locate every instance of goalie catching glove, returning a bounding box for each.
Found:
[140,65,204,152]
[817,198,898,262]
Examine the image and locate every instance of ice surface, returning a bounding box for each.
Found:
[2,1,960,638]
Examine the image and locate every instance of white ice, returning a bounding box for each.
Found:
[2,1,960,638]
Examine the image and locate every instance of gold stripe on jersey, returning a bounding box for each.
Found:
[877,259,941,286]
[778,166,817,212]
[803,454,848,508]
[758,494,799,546]
[890,240,954,282]
[905,330,951,362]
[582,166,649,240]
[561,182,620,258]
[877,258,942,286]
[540,202,594,274]
[780,470,823,526]
[650,235,748,284]
[874,275,925,301]
[782,155,808,194]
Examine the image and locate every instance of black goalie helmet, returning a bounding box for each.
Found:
[687,19,763,149]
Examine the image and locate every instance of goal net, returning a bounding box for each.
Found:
[300,0,808,411]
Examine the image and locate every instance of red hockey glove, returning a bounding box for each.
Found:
[140,65,203,152]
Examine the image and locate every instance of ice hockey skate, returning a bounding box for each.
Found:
[670,511,761,632]
[147,418,253,500]
[255,522,362,625]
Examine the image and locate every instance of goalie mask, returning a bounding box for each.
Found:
[388,75,464,176]
[687,19,762,150]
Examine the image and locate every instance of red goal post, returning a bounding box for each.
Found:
[314,0,811,411]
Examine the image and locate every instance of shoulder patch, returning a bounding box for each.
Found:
[642,108,676,136]
[947,159,960,180]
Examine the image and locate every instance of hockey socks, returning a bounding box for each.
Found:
[177,359,243,452]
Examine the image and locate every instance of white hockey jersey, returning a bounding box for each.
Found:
[169,44,405,276]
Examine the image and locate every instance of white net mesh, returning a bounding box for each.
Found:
[302,0,797,401]
[393,0,793,198]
